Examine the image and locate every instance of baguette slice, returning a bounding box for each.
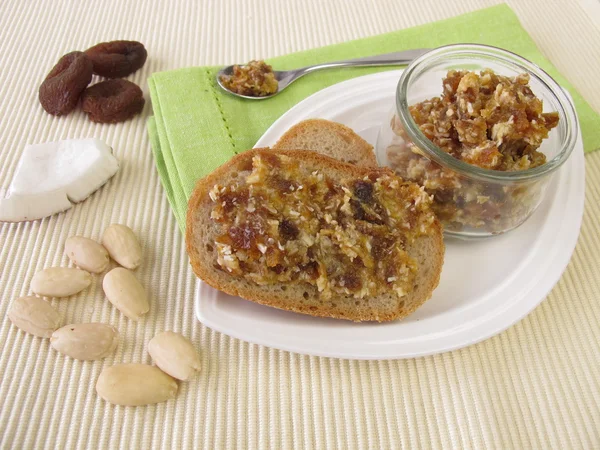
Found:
[273,119,377,167]
[186,148,444,322]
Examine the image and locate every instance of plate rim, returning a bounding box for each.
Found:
[195,70,585,360]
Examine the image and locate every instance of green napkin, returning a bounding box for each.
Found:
[148,4,600,231]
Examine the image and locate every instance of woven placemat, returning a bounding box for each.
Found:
[0,0,599,448]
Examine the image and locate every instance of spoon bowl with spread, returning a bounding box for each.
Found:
[216,49,431,100]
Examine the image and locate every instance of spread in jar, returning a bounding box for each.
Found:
[387,69,560,232]
[219,60,278,97]
[209,153,437,300]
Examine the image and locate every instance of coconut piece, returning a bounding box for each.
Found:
[0,139,119,222]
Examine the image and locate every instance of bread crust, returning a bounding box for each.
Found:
[186,148,444,322]
[273,119,377,167]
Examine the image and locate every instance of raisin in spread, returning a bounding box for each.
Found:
[209,153,436,300]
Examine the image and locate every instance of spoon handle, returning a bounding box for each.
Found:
[300,48,431,74]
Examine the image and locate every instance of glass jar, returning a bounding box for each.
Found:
[376,44,578,238]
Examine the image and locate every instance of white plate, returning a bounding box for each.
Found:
[195,70,585,359]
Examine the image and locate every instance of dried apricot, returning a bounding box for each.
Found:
[81,79,145,123]
[85,41,147,78]
[39,51,93,116]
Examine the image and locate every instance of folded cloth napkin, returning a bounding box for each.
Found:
[148,4,600,231]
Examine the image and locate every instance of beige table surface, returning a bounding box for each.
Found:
[1,0,600,448]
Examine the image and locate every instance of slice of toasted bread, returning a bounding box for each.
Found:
[186,148,444,322]
[272,119,377,167]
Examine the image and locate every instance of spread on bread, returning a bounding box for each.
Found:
[208,152,436,300]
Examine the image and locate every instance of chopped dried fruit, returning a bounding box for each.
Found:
[386,69,560,233]
[39,51,93,116]
[81,79,144,123]
[85,41,147,78]
[401,69,557,171]
[219,60,278,97]
[279,219,299,241]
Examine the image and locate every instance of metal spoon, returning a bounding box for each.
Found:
[216,48,431,99]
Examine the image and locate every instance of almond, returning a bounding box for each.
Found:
[96,364,178,406]
[102,224,142,269]
[102,267,149,320]
[31,267,92,298]
[148,331,201,380]
[65,236,109,273]
[7,296,61,338]
[51,323,118,360]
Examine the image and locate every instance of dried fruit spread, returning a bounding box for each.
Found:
[407,70,558,170]
[387,70,560,232]
[209,153,436,300]
[219,60,278,97]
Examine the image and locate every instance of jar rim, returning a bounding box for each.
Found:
[395,44,579,183]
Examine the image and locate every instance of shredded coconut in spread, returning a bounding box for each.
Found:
[209,153,436,300]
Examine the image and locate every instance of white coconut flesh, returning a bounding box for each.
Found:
[0,139,119,222]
